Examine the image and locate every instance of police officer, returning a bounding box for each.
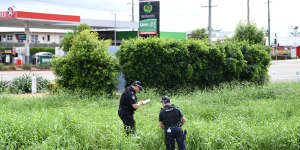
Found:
[159,96,187,150]
[118,81,145,136]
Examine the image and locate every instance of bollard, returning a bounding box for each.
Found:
[271,71,276,82]
[32,76,37,94]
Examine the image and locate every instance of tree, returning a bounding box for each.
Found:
[60,24,92,52]
[233,22,265,45]
[189,28,208,40]
[52,25,120,95]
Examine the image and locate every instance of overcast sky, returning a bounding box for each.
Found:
[1,0,300,39]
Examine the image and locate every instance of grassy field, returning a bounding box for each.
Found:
[1,82,300,149]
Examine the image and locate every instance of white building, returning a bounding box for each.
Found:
[0,28,67,47]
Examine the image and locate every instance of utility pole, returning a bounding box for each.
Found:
[209,0,212,41]
[131,0,134,23]
[268,0,271,47]
[202,0,217,41]
[128,0,135,31]
[275,33,277,60]
[114,12,117,46]
[247,0,250,23]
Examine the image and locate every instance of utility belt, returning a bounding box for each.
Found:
[165,124,181,131]
[166,125,180,128]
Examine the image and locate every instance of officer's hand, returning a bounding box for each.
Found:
[138,101,145,105]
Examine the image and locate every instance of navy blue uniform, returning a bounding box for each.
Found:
[118,86,138,135]
[159,104,186,150]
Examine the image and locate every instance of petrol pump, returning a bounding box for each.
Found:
[2,48,14,64]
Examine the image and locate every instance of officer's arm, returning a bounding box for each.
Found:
[181,116,187,125]
[159,121,164,129]
[132,101,144,109]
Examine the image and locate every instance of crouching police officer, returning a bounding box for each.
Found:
[159,96,187,150]
[118,81,145,136]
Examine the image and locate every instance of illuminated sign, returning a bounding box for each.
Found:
[0,7,15,18]
[139,0,160,36]
[7,7,14,16]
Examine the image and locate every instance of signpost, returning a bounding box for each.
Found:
[139,0,160,37]
[32,76,37,94]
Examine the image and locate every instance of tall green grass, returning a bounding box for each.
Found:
[0,82,300,149]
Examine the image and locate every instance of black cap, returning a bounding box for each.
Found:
[161,96,170,103]
[132,81,143,91]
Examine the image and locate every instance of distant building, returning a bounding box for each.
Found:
[272,37,300,58]
[210,30,234,42]
[186,29,233,41]
[0,29,66,47]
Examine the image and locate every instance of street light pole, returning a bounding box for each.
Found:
[131,0,135,31]
[114,12,117,46]
[268,0,271,47]
[247,0,250,23]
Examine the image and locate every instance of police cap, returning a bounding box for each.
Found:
[132,81,143,91]
[161,96,170,103]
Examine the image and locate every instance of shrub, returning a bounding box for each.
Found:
[0,64,17,71]
[233,21,265,45]
[21,64,32,70]
[7,65,16,70]
[0,63,8,71]
[118,37,271,91]
[0,80,9,93]
[46,83,58,93]
[36,64,51,70]
[52,26,120,95]
[9,74,49,94]
[0,47,5,53]
[30,47,55,56]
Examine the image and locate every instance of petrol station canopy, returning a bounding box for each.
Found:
[0,9,138,29]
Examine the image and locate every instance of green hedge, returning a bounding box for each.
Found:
[117,38,271,91]
[30,47,55,56]
[0,47,5,53]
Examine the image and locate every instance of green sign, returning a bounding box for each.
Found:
[40,56,51,64]
[139,0,160,36]
[144,2,152,13]
[139,19,157,34]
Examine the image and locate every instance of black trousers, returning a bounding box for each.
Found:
[165,127,186,150]
[118,110,136,136]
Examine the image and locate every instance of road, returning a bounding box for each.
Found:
[0,70,55,83]
[0,59,300,83]
[268,59,300,82]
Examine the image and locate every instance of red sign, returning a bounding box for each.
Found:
[0,11,11,18]
[139,31,158,35]
[0,7,15,18]
[8,7,14,16]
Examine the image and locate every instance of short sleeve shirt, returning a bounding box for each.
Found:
[119,86,138,114]
[159,104,183,127]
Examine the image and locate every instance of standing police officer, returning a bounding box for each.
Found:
[118,81,145,136]
[159,96,187,150]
